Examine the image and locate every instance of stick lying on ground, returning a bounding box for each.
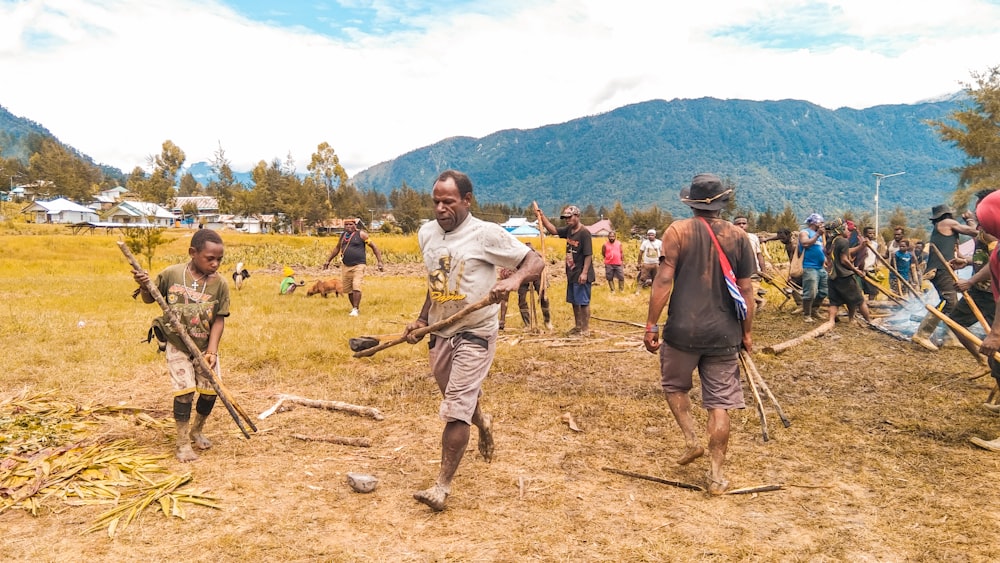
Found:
[601,467,705,492]
[290,434,371,447]
[352,295,494,358]
[118,241,257,439]
[258,394,384,421]
[762,320,835,355]
[591,316,645,328]
[724,484,784,495]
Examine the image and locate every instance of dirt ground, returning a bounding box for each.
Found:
[5,265,1000,561]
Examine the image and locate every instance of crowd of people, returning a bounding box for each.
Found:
[131,169,1000,509]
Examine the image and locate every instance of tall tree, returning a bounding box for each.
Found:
[307,142,348,205]
[178,172,201,196]
[928,66,1000,209]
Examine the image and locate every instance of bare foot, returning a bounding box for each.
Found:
[676,445,704,465]
[706,472,729,495]
[176,443,199,463]
[478,414,494,463]
[191,431,212,450]
[413,484,449,511]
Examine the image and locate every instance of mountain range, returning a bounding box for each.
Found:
[351,96,967,217]
[3,95,968,218]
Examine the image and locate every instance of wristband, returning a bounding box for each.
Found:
[645,324,658,334]
[416,318,428,326]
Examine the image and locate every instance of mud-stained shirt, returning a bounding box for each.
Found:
[154,263,230,352]
[661,217,754,355]
[419,214,529,337]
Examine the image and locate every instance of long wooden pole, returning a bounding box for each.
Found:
[928,243,991,333]
[867,242,922,300]
[741,351,791,428]
[118,241,256,438]
[739,352,769,442]
[353,295,494,358]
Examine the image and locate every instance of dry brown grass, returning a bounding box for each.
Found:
[3,228,1000,561]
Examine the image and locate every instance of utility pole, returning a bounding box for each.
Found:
[872,171,905,240]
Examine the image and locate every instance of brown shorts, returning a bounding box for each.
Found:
[342,264,366,293]
[428,332,496,423]
[658,343,744,410]
[165,343,218,397]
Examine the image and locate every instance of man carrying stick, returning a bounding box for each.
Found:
[643,174,755,495]
[132,229,229,462]
[403,170,544,511]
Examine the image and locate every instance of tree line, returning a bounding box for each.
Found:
[3,66,998,237]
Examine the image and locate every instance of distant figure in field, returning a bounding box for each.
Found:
[601,230,625,292]
[132,229,229,463]
[799,213,828,322]
[637,228,662,290]
[537,204,596,337]
[279,266,300,295]
[323,217,384,317]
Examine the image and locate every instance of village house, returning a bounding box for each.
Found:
[21,197,100,224]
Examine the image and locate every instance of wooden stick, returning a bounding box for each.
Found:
[929,243,991,333]
[867,242,922,300]
[290,434,371,447]
[923,306,1000,365]
[741,351,791,428]
[353,295,494,358]
[591,316,645,328]
[762,320,835,354]
[739,353,769,442]
[601,467,705,492]
[118,241,256,438]
[260,394,385,421]
[724,484,784,495]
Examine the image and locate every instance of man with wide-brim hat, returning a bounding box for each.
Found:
[912,202,981,351]
[643,173,755,495]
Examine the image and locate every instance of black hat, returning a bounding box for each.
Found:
[930,204,954,220]
[680,173,732,210]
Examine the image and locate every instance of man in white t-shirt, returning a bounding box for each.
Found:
[637,229,662,289]
[734,216,766,311]
[403,170,544,512]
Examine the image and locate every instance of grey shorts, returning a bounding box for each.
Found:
[605,264,625,281]
[658,343,745,410]
[428,332,496,423]
[165,342,218,397]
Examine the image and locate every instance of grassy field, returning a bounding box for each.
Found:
[3,224,1000,561]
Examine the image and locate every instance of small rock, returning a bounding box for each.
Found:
[346,472,378,493]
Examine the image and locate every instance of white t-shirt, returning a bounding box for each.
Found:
[418,214,529,337]
[746,232,762,271]
[639,238,662,265]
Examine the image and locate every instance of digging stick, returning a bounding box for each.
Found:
[929,243,991,333]
[741,351,791,428]
[739,353,769,442]
[118,241,256,438]
[353,295,495,358]
[601,467,705,492]
[531,201,549,301]
[860,272,908,306]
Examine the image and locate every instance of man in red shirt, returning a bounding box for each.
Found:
[601,230,625,292]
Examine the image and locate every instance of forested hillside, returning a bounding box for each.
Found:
[352,97,966,217]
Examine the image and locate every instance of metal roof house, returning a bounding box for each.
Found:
[21,198,100,224]
[105,201,176,227]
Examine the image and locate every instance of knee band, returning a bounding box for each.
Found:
[196,394,217,416]
[173,397,192,422]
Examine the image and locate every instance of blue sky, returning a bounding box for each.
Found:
[1,0,998,175]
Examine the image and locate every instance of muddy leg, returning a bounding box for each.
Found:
[665,391,704,465]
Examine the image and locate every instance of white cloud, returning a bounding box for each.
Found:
[1,0,998,177]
